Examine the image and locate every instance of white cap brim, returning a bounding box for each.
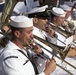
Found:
[27,5,48,14]
[60,4,72,11]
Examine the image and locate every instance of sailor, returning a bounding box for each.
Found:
[28,6,76,75]
[0,15,56,75]
[27,4,76,58]
[27,5,57,73]
[59,4,74,31]
[48,7,66,46]
[64,1,74,7]
[28,5,57,44]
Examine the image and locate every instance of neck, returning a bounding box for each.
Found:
[34,23,40,29]
[11,39,23,49]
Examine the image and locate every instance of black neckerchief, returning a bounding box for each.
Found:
[17,49,39,74]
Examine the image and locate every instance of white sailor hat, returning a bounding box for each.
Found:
[60,4,72,11]
[27,5,48,14]
[73,1,76,4]
[27,5,49,19]
[51,7,66,17]
[10,16,33,28]
[64,1,74,7]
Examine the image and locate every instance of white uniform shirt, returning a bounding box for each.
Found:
[33,26,53,73]
[33,26,47,40]
[49,24,76,75]
[13,0,40,15]
[51,56,76,75]
[49,22,66,46]
[0,41,45,75]
[33,26,76,75]
[33,26,57,44]
[66,15,72,21]
[56,31,66,46]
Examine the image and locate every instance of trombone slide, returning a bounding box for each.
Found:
[29,36,74,75]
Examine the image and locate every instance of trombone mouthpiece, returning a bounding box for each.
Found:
[30,38,36,46]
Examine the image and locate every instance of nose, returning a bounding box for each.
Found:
[63,18,65,22]
[30,33,33,39]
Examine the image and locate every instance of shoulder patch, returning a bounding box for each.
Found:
[4,56,18,61]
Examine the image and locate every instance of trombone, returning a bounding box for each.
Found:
[65,20,75,28]
[47,21,76,45]
[31,35,76,75]
[0,0,76,75]
[47,22,75,38]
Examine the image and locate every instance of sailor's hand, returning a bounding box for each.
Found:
[45,25,55,37]
[33,45,43,54]
[66,47,76,57]
[44,58,56,75]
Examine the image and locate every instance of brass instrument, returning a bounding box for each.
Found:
[27,35,75,75]
[65,20,75,30]
[0,0,75,75]
[0,0,25,31]
[47,22,75,38]
[0,0,26,47]
[65,20,75,27]
[34,35,69,60]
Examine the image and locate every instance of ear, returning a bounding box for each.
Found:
[14,30,20,38]
[33,18,38,23]
[54,16,57,21]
